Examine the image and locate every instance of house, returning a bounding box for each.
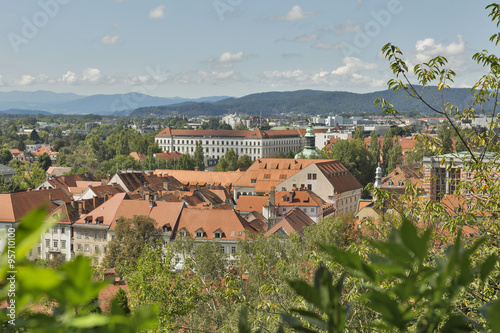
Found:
[0,188,71,256]
[154,152,183,161]
[264,208,314,237]
[10,150,35,164]
[108,171,182,194]
[0,164,16,180]
[74,193,185,264]
[173,207,258,265]
[129,152,147,162]
[233,158,363,215]
[380,163,424,196]
[46,166,72,177]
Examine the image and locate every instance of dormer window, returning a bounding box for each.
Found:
[196,231,203,238]
[179,230,186,237]
[214,231,222,238]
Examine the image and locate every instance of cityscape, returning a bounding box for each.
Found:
[0,1,500,332]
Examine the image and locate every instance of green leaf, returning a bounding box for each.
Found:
[68,314,110,328]
[479,254,497,280]
[483,300,500,332]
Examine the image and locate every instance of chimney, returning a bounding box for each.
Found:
[48,193,52,201]
[62,176,66,183]
[107,175,111,183]
[70,199,75,208]
[153,193,158,201]
[195,166,199,171]
[93,196,97,208]
[145,193,150,202]
[289,191,295,203]
[163,182,169,191]
[148,171,153,176]
[270,186,275,207]
[78,201,83,216]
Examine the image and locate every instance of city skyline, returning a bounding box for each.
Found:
[0,1,498,98]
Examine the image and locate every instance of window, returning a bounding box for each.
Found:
[263,174,271,179]
[62,254,66,261]
[84,244,89,252]
[61,227,65,234]
[214,231,221,238]
[238,231,242,236]
[231,246,237,254]
[251,179,256,183]
[307,184,312,190]
[53,227,58,234]
[94,232,98,240]
[85,232,89,239]
[94,246,99,253]
[46,253,50,259]
[279,174,286,179]
[103,246,107,253]
[196,231,203,238]
[220,246,225,253]
[45,239,50,247]
[53,240,58,249]
[231,231,235,236]
[61,240,66,249]
[77,244,82,251]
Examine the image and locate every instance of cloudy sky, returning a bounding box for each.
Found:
[0,0,498,98]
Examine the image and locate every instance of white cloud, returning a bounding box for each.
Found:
[262,5,314,22]
[206,51,252,69]
[331,57,377,76]
[149,5,166,19]
[413,35,466,63]
[294,34,317,42]
[61,71,77,84]
[312,42,345,50]
[219,51,244,63]
[101,35,120,45]
[260,58,381,89]
[329,20,361,34]
[82,68,103,83]
[14,74,48,86]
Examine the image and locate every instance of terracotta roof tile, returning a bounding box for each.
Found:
[235,196,269,213]
[175,207,256,240]
[265,208,313,236]
[155,170,244,188]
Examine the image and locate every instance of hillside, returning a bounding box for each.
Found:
[130,87,480,117]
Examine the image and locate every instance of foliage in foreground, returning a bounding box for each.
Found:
[0,207,158,332]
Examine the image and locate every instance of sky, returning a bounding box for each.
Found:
[0,0,498,98]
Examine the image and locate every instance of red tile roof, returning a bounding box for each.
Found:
[175,207,256,240]
[265,208,313,236]
[315,160,363,194]
[154,152,183,160]
[156,127,302,139]
[155,170,244,188]
[235,196,269,213]
[75,193,184,230]
[0,188,71,223]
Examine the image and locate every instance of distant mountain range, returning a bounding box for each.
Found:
[131,87,481,117]
[0,87,485,117]
[0,91,231,115]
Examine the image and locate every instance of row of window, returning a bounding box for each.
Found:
[76,230,106,241]
[45,239,66,249]
[76,243,107,253]
[158,139,263,146]
[48,227,66,235]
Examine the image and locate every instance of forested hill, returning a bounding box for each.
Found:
[130,87,479,117]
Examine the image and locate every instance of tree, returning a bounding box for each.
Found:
[178,153,195,170]
[324,139,376,188]
[104,215,161,275]
[218,123,232,130]
[193,140,205,171]
[235,122,248,130]
[215,149,239,171]
[237,155,253,169]
[353,126,364,140]
[437,124,454,154]
[368,131,380,163]
[37,152,52,171]
[387,137,403,173]
[30,129,40,142]
[381,131,394,175]
[0,148,13,165]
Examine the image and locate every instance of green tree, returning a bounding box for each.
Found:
[0,148,13,165]
[178,153,195,170]
[218,123,232,130]
[104,215,161,276]
[381,131,394,175]
[215,149,239,171]
[193,140,205,171]
[437,124,454,154]
[387,137,403,173]
[37,152,52,171]
[353,126,364,140]
[30,129,40,142]
[369,131,380,163]
[237,155,253,169]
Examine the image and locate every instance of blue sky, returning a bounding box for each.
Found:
[0,0,498,98]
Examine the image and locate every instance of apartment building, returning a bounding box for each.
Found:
[155,127,303,167]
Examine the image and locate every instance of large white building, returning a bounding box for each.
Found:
[155,127,304,167]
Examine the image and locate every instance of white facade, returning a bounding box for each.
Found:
[316,131,352,149]
[37,224,72,261]
[222,114,242,128]
[155,129,303,166]
[277,164,362,215]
